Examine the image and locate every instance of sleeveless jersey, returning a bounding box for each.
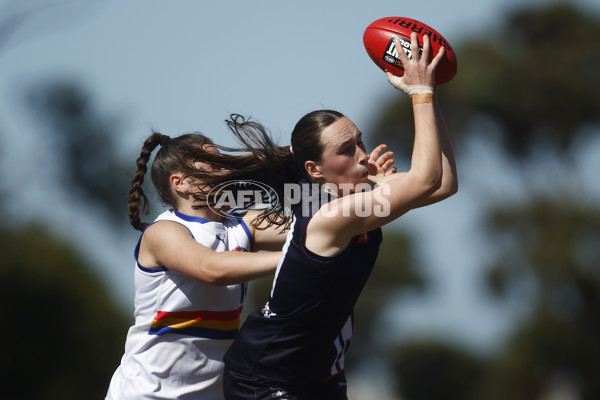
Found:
[106,210,253,400]
[223,182,382,384]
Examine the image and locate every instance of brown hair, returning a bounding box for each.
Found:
[181,111,345,229]
[128,110,345,231]
[289,109,345,174]
[127,132,214,231]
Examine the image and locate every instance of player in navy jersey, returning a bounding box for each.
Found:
[223,179,384,398]
[215,33,459,399]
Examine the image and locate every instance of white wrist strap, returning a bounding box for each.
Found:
[388,75,434,96]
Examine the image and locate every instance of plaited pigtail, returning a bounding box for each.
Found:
[128,133,164,231]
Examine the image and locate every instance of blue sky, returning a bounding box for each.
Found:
[2,0,599,363]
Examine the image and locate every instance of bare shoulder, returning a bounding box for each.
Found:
[138,220,192,268]
[143,220,191,243]
[304,201,353,257]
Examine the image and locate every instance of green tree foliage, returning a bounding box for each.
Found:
[1,8,132,396]
[391,341,487,400]
[367,2,600,399]
[0,225,130,399]
[480,197,600,400]
[447,2,600,158]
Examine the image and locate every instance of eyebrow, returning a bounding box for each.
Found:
[339,138,354,148]
[337,131,363,148]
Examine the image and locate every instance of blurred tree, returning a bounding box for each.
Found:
[372,2,600,161]
[367,2,600,400]
[0,225,130,400]
[0,2,144,398]
[0,134,5,219]
[26,81,132,224]
[391,341,487,400]
[480,197,600,400]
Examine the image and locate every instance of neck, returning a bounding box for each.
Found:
[321,182,341,197]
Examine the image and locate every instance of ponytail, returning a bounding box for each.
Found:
[180,114,302,230]
[128,133,164,231]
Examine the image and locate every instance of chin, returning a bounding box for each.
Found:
[345,176,370,193]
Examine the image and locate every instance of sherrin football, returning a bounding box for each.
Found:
[363,17,457,85]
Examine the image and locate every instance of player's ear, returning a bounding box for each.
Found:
[305,161,323,180]
[170,173,187,194]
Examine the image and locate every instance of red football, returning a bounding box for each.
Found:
[363,17,457,85]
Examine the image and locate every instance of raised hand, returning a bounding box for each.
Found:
[368,144,397,177]
[385,32,445,96]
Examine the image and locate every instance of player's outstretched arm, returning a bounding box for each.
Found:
[138,221,280,286]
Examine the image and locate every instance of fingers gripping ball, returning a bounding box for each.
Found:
[363,17,457,85]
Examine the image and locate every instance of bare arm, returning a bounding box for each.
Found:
[413,94,458,206]
[306,33,448,256]
[311,95,443,246]
[370,95,458,207]
[138,221,281,286]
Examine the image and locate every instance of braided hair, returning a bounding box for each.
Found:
[127,132,214,231]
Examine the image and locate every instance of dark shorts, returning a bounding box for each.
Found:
[223,367,348,400]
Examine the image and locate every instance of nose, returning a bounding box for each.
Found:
[357,146,369,165]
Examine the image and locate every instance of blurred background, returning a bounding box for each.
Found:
[1,0,599,399]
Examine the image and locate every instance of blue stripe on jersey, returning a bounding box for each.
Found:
[134,216,194,272]
[149,326,238,339]
[174,210,212,224]
[238,219,254,249]
[134,233,167,272]
[240,282,248,303]
[138,264,167,273]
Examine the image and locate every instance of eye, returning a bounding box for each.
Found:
[342,145,355,155]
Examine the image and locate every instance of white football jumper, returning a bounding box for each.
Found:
[106,209,252,400]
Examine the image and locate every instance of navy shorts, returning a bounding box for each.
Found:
[223,366,347,400]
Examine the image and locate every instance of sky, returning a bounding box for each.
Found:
[2,0,599,366]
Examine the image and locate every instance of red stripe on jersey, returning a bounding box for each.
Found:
[153,306,243,322]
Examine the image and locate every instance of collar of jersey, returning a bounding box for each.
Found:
[174,209,215,224]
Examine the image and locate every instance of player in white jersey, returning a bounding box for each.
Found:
[106,133,286,400]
